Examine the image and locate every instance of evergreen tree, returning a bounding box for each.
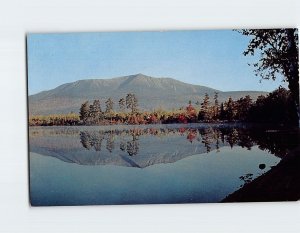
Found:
[199,93,210,121]
[79,101,90,124]
[213,92,219,120]
[119,98,126,112]
[105,98,114,114]
[248,87,297,124]
[126,93,138,114]
[236,95,252,121]
[219,102,226,120]
[89,104,95,119]
[225,97,235,121]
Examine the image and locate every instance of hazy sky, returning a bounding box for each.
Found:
[27,30,286,95]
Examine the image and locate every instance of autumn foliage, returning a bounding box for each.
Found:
[29,88,298,126]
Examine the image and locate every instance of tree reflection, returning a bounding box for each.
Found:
[80,131,104,151]
[106,131,115,153]
[78,125,299,158]
[199,128,213,153]
[126,130,139,156]
[127,140,139,156]
[187,129,197,143]
[120,141,126,151]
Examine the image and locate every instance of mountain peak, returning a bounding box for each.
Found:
[130,73,150,79]
[118,73,154,87]
[134,73,146,76]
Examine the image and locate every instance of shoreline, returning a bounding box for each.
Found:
[222,146,300,202]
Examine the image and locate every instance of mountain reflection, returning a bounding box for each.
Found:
[76,126,299,158]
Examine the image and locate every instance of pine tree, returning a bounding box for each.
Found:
[126,93,138,114]
[236,95,252,121]
[105,98,114,114]
[199,93,210,121]
[225,97,235,121]
[119,98,126,112]
[91,99,102,123]
[213,92,219,120]
[79,101,90,124]
[89,104,95,119]
[219,102,226,120]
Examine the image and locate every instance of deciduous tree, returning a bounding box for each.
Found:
[237,29,299,123]
[90,100,102,123]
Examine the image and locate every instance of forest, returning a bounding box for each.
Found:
[29,86,298,127]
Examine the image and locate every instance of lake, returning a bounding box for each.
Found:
[29,123,298,206]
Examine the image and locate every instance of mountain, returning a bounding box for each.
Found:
[28,73,267,115]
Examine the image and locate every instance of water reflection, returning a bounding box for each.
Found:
[29,124,297,205]
[73,125,298,158]
[80,130,140,156]
[80,131,104,151]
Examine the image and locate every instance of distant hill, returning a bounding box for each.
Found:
[28,73,267,115]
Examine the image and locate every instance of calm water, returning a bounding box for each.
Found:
[29,123,298,206]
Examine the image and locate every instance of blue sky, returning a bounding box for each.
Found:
[27,30,286,95]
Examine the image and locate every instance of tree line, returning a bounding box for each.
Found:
[29,87,297,126]
[197,87,297,125]
[78,87,297,126]
[79,93,138,125]
[29,29,298,127]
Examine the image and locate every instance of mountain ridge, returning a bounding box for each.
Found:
[29,73,267,115]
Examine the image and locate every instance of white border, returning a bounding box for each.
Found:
[0,0,299,232]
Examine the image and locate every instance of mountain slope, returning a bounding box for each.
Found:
[29,74,267,115]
